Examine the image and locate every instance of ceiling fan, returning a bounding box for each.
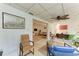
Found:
[56,14,69,20]
[51,3,70,20]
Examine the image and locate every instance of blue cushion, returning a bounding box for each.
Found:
[53,46,75,53]
[53,50,79,56]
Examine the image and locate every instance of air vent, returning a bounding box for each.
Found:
[28,12,34,15]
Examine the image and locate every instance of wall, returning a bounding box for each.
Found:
[0,4,50,56]
[50,17,79,35]
[0,4,34,56]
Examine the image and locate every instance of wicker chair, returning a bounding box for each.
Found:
[20,34,34,56]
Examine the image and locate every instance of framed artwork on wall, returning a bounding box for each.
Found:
[59,25,68,30]
[2,12,25,29]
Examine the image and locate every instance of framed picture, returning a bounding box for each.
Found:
[59,25,68,30]
[2,12,25,29]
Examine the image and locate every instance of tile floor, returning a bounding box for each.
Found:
[27,39,47,56]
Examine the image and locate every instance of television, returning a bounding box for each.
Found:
[34,28,37,31]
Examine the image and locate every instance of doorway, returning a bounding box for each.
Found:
[33,19,48,42]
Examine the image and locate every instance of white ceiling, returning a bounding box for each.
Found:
[6,3,79,22]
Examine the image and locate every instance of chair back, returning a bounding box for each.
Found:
[21,34,30,46]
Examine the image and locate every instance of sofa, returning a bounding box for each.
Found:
[48,46,79,56]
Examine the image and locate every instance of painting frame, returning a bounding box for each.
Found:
[2,12,25,29]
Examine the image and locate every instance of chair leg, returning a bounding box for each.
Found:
[22,50,23,56]
[33,48,34,56]
[20,50,23,56]
[48,52,51,56]
[19,50,21,56]
[48,52,54,56]
[19,49,23,56]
